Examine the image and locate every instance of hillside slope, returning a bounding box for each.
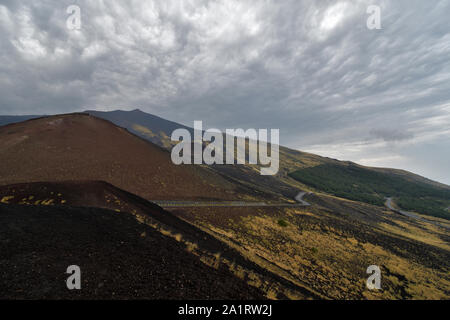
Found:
[0,203,265,299]
[0,115,41,127]
[86,109,191,149]
[0,181,321,299]
[289,162,450,219]
[0,113,254,201]
[84,109,450,216]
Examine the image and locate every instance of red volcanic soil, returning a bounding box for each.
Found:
[0,113,239,200]
[0,203,265,299]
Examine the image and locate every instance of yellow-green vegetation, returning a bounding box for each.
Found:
[181,204,449,300]
[132,209,308,299]
[379,219,450,251]
[243,214,447,299]
[158,131,174,149]
[131,124,157,138]
[131,124,176,149]
[12,195,60,206]
[1,196,14,204]
[41,199,55,205]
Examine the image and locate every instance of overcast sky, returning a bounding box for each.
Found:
[1,0,449,184]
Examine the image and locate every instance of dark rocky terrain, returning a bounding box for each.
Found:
[0,203,265,299]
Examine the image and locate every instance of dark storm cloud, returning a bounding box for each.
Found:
[0,0,449,183]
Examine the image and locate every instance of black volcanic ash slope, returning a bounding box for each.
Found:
[0,204,265,299]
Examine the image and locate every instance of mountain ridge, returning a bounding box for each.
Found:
[1,110,447,189]
[0,110,448,219]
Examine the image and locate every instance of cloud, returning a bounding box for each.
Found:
[369,128,413,142]
[0,0,449,183]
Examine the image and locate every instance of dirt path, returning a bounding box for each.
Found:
[385,197,449,230]
[151,192,313,208]
[294,191,312,206]
[151,200,307,208]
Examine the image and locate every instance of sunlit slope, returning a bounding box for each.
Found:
[86,109,190,149]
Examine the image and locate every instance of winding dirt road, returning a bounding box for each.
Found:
[295,192,312,206]
[385,197,449,230]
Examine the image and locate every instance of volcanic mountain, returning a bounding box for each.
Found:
[84,109,450,219]
[2,110,449,218]
[0,113,253,201]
